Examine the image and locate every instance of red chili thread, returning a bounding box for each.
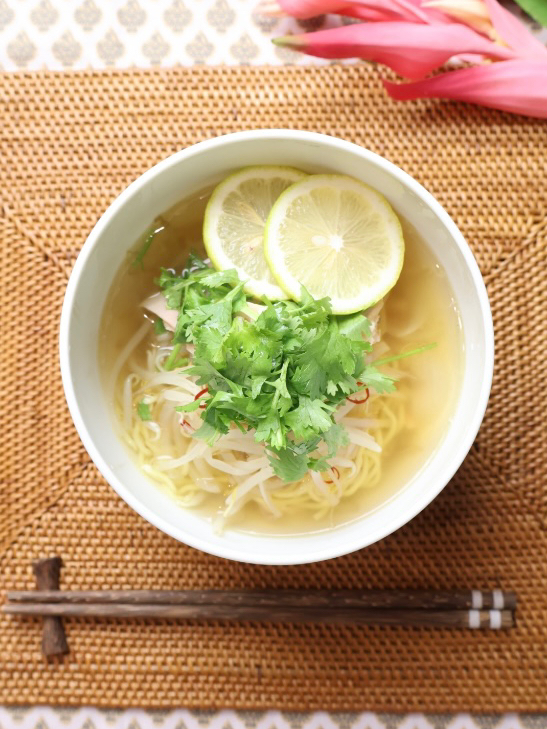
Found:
[194,386,209,409]
[324,466,340,485]
[347,387,370,404]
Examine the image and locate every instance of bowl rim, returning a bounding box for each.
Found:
[60,129,494,565]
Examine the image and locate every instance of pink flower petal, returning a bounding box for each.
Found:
[273,22,515,79]
[274,0,439,23]
[399,0,451,21]
[423,0,494,36]
[483,0,547,59]
[384,60,547,118]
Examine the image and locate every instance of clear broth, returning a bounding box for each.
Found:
[100,186,464,535]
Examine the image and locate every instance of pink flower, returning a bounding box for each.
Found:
[384,60,547,118]
[273,21,515,79]
[257,0,441,23]
[267,0,547,118]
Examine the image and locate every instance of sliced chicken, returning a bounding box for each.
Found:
[141,292,178,332]
[142,293,267,333]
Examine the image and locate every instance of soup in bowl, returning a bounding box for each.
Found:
[60,130,493,564]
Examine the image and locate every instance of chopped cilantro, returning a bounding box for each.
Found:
[372,342,437,367]
[132,220,165,269]
[137,400,152,421]
[157,256,398,483]
[268,448,309,482]
[154,318,167,335]
[164,343,189,371]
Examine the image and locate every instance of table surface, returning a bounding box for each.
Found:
[1,0,545,720]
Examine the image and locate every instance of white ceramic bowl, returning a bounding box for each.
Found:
[60,130,493,565]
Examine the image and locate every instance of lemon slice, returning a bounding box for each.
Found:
[203,166,307,300]
[264,174,405,314]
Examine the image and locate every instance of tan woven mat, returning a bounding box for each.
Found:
[1,66,547,711]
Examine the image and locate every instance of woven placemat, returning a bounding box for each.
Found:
[1,66,546,711]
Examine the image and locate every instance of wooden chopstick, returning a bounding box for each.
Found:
[6,588,517,611]
[2,601,515,629]
[9,559,517,657]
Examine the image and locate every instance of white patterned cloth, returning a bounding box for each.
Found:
[0,0,545,70]
[0,708,542,729]
[0,0,327,70]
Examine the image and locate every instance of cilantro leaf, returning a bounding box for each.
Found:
[200,269,240,288]
[360,367,397,394]
[193,420,222,445]
[195,326,227,367]
[338,312,371,340]
[267,448,309,482]
[154,318,167,335]
[155,253,409,483]
[175,400,205,413]
[255,413,285,450]
[137,400,152,421]
[284,397,334,440]
[323,423,349,455]
[186,252,209,271]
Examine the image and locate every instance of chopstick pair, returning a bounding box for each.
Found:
[3,559,517,657]
[4,587,517,626]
